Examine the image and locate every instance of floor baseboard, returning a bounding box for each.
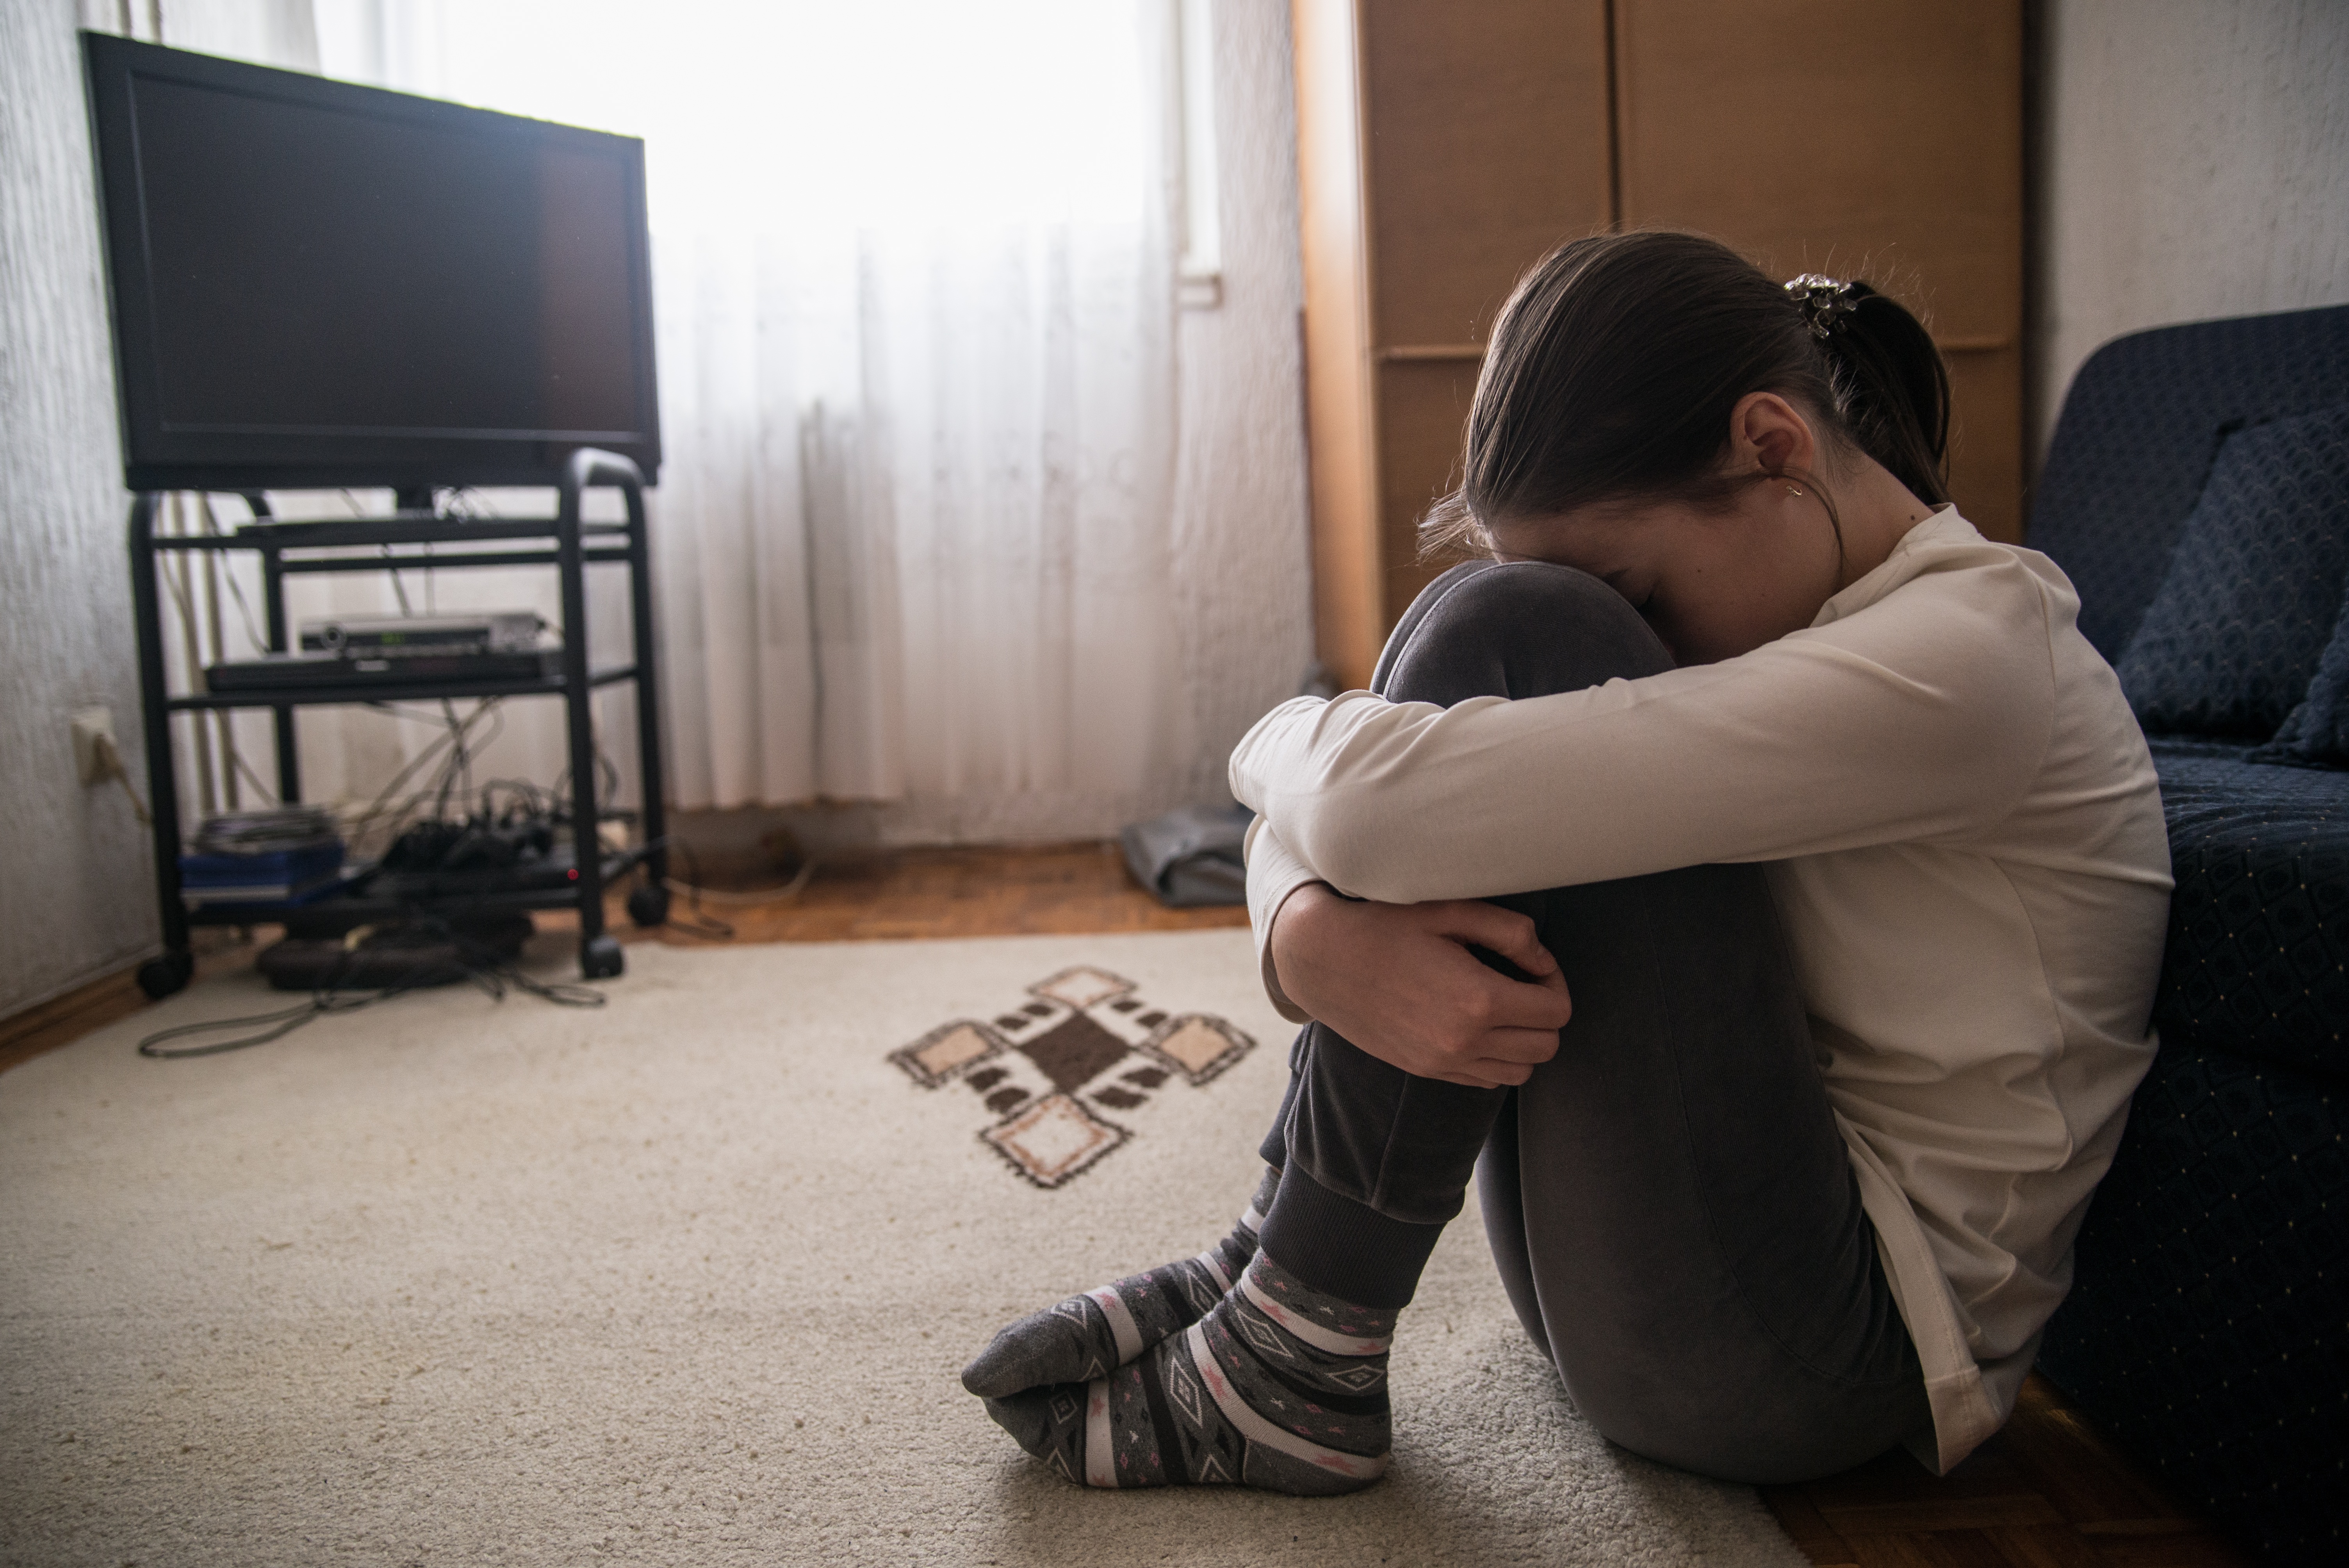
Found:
[0,962,151,1077]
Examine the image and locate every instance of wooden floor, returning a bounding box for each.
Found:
[631,840,1250,944]
[0,843,2246,1565]
[1759,1376,2249,1567]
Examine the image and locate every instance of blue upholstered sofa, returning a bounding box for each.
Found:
[2027,303,2349,1566]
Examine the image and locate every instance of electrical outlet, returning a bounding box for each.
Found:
[71,707,118,785]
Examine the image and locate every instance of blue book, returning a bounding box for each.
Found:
[180,841,347,906]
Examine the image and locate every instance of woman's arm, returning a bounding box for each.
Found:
[1232,558,2055,905]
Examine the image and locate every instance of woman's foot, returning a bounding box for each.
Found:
[979,1248,1395,1495]
[961,1168,1280,1398]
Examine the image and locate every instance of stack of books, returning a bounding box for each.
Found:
[180,807,354,908]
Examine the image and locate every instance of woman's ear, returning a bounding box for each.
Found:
[1727,392,1820,479]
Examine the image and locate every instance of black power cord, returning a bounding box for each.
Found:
[135,917,604,1060]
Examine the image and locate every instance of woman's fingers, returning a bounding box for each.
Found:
[1468,1019,1570,1065]
[1474,962,1573,1033]
[1429,900,1562,982]
[1422,1028,1563,1089]
[1425,902,1572,1033]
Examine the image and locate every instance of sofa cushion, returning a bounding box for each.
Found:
[2025,306,2349,664]
[2116,404,2349,738]
[2152,742,2349,1087]
[2256,556,2349,766]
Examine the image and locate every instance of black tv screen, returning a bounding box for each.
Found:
[82,32,660,490]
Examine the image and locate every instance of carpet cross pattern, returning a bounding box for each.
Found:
[888,965,1255,1188]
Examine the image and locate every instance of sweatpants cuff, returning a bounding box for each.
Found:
[1256,1159,1445,1310]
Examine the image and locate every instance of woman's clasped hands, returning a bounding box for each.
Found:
[1268,884,1573,1089]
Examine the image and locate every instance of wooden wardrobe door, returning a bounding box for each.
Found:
[1613,0,2027,541]
[1295,0,1612,690]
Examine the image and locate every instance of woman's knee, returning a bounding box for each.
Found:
[1381,561,1674,707]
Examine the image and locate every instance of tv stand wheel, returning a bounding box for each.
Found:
[626,884,670,928]
[580,934,626,980]
[138,951,195,1000]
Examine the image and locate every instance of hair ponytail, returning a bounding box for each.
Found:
[1421,232,1954,559]
[1807,279,1951,508]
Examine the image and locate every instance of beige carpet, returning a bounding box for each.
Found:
[0,928,1805,1567]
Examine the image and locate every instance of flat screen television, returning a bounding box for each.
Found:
[82,32,661,492]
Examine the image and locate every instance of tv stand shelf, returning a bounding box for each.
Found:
[127,448,670,996]
[167,663,639,711]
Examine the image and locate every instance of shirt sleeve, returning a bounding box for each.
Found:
[1242,817,1318,1023]
[1227,556,2057,906]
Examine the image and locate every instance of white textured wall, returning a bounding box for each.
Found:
[0,0,162,1017]
[0,1,331,1019]
[2035,0,2349,459]
[1164,0,1315,806]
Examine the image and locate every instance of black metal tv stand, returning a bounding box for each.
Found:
[127,448,668,997]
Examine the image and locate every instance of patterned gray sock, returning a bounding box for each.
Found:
[981,1246,1394,1495]
[961,1166,1280,1398]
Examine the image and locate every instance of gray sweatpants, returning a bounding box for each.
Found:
[1256,560,1933,1485]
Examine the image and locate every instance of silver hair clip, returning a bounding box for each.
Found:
[1784,274,1857,340]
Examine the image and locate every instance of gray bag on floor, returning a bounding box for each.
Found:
[1119,802,1255,907]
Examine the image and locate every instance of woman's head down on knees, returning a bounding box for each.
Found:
[1423,230,1956,667]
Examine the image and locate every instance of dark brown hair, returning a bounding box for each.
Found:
[1421,231,1951,558]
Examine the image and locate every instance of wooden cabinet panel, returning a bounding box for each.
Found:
[1374,358,1481,623]
[1359,0,1612,349]
[1295,0,1613,688]
[1944,347,2026,543]
[1614,0,2025,540]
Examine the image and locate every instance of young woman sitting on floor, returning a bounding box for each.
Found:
[962,229,2171,1493]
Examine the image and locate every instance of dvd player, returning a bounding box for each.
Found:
[300,611,545,656]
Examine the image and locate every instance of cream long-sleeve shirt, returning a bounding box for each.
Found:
[1229,509,2171,1474]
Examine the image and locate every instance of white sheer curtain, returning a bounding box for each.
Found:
[301,0,1189,839]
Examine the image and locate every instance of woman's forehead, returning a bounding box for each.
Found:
[1486,502,1698,569]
